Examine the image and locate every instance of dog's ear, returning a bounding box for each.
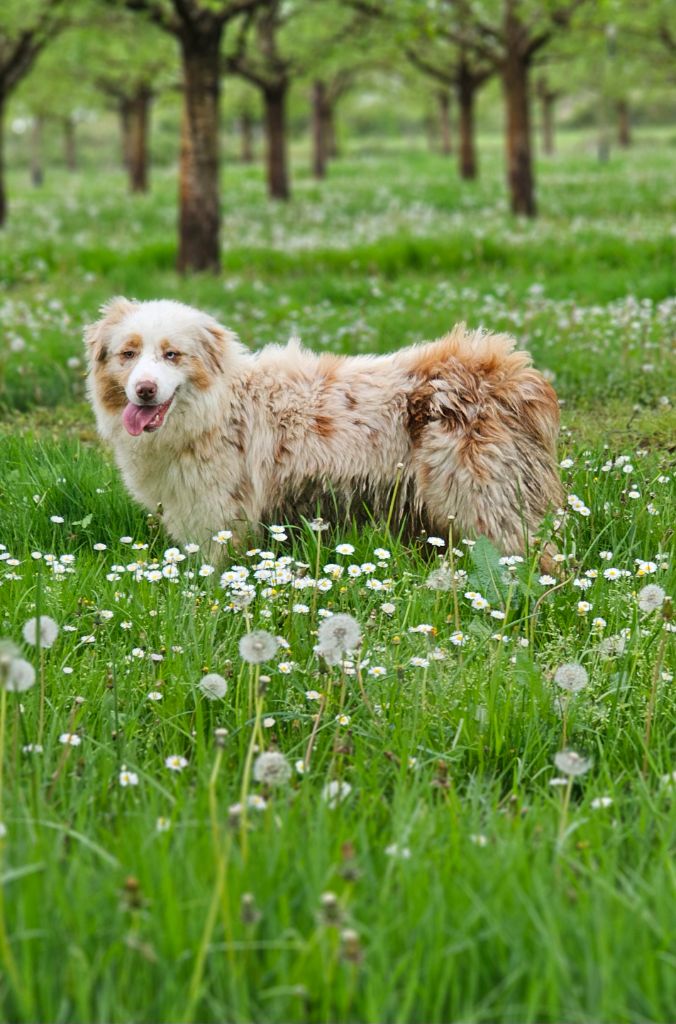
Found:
[197,315,229,374]
[84,297,136,364]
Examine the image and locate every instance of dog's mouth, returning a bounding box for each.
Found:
[122,395,175,436]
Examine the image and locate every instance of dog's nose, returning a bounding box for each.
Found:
[135,380,157,402]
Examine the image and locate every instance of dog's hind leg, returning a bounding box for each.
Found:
[413,415,563,559]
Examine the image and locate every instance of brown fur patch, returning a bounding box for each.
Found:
[275,438,292,462]
[313,414,335,438]
[96,365,128,413]
[316,353,342,381]
[121,334,142,355]
[201,326,225,374]
[85,298,138,366]
[160,338,181,359]
[188,353,211,391]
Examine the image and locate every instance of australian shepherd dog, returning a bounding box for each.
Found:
[85,297,562,563]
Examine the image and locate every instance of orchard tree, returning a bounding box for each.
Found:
[15,62,83,184]
[406,44,494,179]
[224,0,293,199]
[430,0,589,215]
[224,0,356,199]
[354,0,588,214]
[0,0,68,223]
[311,66,360,176]
[114,0,266,272]
[223,79,260,162]
[83,15,177,192]
[308,17,385,178]
[535,73,560,155]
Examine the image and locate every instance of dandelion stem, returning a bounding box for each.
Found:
[47,702,83,802]
[35,564,46,747]
[183,760,230,1024]
[529,574,574,649]
[561,697,569,749]
[557,775,574,852]
[642,627,667,775]
[0,688,6,824]
[111,658,122,772]
[0,687,31,1018]
[239,667,262,860]
[304,693,327,772]
[355,651,373,714]
[312,520,323,617]
[385,463,404,541]
[37,650,46,749]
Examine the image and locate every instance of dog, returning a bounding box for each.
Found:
[85,297,563,562]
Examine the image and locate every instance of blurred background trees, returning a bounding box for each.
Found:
[1,0,674,269]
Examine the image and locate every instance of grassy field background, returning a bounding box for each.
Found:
[0,132,675,1023]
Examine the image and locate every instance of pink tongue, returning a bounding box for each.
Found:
[123,402,160,436]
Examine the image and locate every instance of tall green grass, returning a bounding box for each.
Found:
[0,137,674,1023]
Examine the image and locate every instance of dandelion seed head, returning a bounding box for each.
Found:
[4,658,36,692]
[0,639,20,671]
[253,750,292,787]
[238,630,278,664]
[198,673,228,700]
[554,750,592,777]
[22,615,59,649]
[637,584,666,614]
[426,567,452,591]
[317,613,361,662]
[598,634,626,659]
[554,662,589,693]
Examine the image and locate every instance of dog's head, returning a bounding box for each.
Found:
[85,297,232,437]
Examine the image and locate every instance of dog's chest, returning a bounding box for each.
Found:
[118,441,237,542]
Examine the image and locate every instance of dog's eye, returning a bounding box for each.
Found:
[121,350,137,361]
[164,351,180,361]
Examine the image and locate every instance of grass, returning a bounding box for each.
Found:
[0,131,674,1023]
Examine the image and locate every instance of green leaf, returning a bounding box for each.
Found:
[468,536,511,605]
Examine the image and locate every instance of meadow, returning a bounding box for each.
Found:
[0,132,675,1023]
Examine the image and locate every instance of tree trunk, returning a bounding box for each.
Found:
[425,111,436,153]
[325,105,338,158]
[31,115,44,187]
[617,98,631,147]
[541,93,555,155]
[536,77,556,156]
[120,98,132,171]
[457,66,478,180]
[178,31,222,273]
[63,115,77,171]
[312,79,327,178]
[240,111,254,163]
[128,86,152,193]
[0,96,6,227]
[437,89,452,156]
[502,50,536,216]
[263,83,290,200]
